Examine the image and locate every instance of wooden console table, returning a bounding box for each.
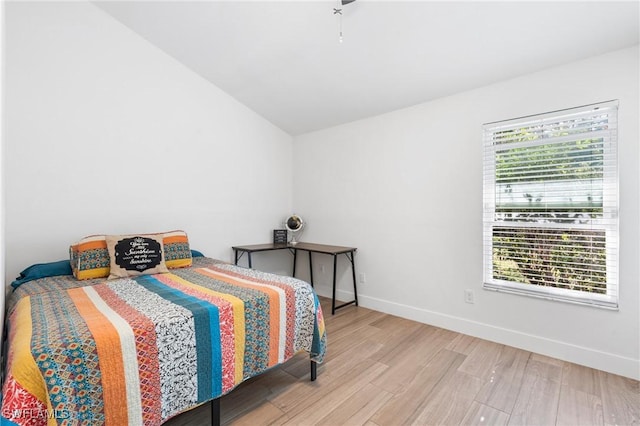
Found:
[231,242,358,315]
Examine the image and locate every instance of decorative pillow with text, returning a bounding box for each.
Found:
[70,230,191,280]
[106,234,170,279]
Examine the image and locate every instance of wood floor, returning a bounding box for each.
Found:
[166,297,639,426]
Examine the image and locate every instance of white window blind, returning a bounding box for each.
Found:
[483,101,618,309]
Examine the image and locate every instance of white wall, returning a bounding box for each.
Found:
[1,0,6,347]
[3,1,294,286]
[293,46,640,379]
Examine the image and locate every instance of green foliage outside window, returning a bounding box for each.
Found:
[491,124,608,294]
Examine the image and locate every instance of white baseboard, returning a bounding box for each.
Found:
[317,288,639,380]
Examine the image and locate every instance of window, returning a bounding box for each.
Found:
[483,101,618,308]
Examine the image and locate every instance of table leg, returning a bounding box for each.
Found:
[331,254,337,315]
[292,248,297,277]
[308,251,314,287]
[331,250,358,314]
[234,250,239,265]
[349,251,358,306]
[248,252,252,269]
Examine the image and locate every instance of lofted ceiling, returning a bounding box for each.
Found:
[94,1,640,136]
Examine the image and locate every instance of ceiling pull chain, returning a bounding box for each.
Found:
[333,2,343,43]
[333,0,355,44]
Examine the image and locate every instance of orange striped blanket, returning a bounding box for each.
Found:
[1,257,326,425]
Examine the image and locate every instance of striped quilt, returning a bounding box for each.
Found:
[1,257,326,425]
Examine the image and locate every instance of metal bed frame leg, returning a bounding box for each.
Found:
[209,362,315,425]
[211,398,220,426]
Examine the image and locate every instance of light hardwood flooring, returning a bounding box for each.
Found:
[166,297,639,425]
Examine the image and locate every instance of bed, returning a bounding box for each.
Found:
[1,242,326,426]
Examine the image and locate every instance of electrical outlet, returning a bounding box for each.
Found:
[359,273,366,284]
[464,289,475,304]
[320,265,325,274]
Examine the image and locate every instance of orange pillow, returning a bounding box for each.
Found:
[163,230,193,269]
[69,235,110,280]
